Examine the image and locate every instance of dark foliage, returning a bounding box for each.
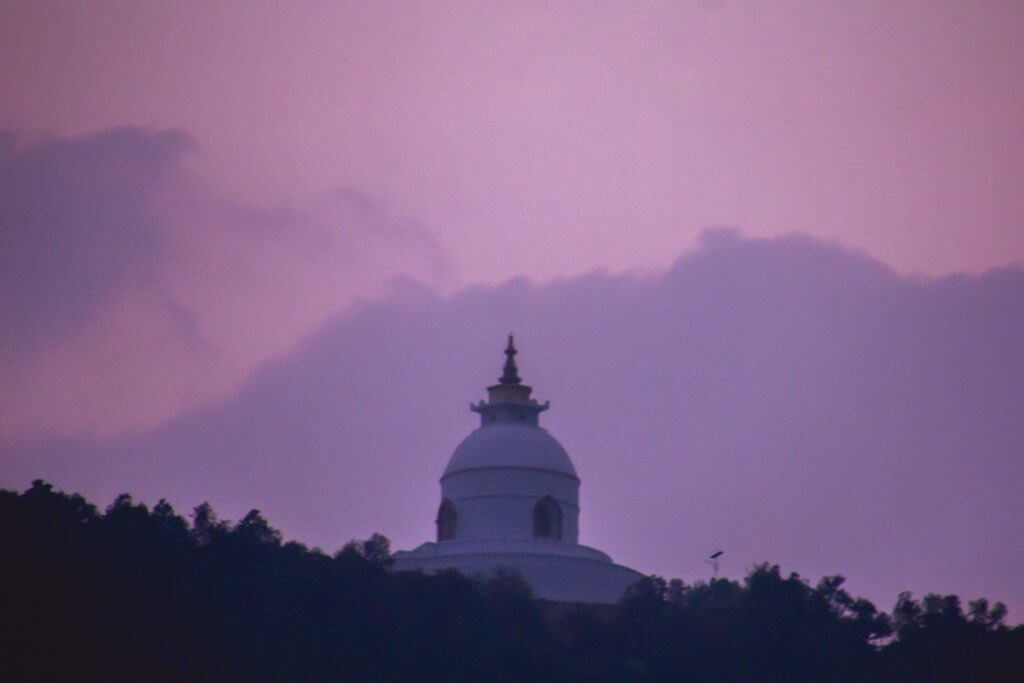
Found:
[1,482,1021,682]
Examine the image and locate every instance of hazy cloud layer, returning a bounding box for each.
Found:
[0,128,449,437]
[4,230,1022,619]
[3,3,1021,282]
[0,128,189,348]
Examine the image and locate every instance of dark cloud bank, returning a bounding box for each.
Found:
[0,127,449,435]
[0,128,192,351]
[4,225,1023,618]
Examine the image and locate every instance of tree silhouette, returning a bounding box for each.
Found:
[2,481,1021,682]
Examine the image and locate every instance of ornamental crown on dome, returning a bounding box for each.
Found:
[471,335,550,427]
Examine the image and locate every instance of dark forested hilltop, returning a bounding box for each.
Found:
[2,482,1021,682]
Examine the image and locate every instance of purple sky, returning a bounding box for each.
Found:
[2,3,1022,618]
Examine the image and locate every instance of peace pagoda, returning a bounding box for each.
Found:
[392,337,643,603]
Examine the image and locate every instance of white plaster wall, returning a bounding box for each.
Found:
[441,467,579,543]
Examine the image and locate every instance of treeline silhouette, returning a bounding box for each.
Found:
[2,481,1020,682]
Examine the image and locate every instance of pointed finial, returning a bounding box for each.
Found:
[499,334,521,385]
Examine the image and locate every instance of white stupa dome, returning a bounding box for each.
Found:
[444,424,578,478]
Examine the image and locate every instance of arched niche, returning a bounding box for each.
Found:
[436,498,457,541]
[532,496,562,540]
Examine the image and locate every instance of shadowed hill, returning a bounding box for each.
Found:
[2,482,1021,682]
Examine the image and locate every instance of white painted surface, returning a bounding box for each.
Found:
[444,423,578,478]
